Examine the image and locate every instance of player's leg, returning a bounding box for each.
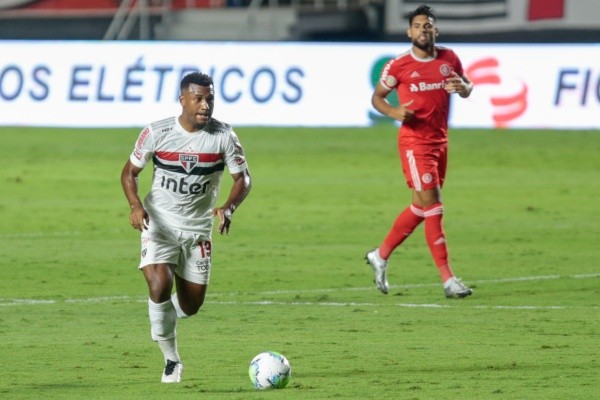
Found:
[155,234,210,380]
[139,224,183,382]
[142,263,183,382]
[412,186,455,281]
[366,204,425,294]
[366,145,425,294]
[379,204,425,259]
[173,275,207,316]
[410,145,455,283]
[412,147,471,298]
[416,187,474,298]
[381,145,429,259]
[172,235,211,314]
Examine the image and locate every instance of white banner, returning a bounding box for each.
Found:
[0,41,598,129]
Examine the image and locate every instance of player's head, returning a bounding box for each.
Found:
[406,5,438,52]
[179,72,214,130]
[180,72,213,93]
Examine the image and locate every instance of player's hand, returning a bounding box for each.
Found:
[445,72,466,94]
[389,99,415,122]
[129,205,149,231]
[213,207,233,235]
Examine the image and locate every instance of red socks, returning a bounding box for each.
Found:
[379,205,424,259]
[423,203,454,282]
[379,202,454,283]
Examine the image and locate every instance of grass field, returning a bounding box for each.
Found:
[0,126,598,399]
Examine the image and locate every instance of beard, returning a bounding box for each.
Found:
[412,34,434,52]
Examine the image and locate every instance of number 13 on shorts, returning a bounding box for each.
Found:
[198,240,212,259]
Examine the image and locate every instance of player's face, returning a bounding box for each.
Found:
[407,15,438,51]
[179,83,214,129]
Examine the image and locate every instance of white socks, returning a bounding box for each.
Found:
[171,293,190,319]
[148,298,180,363]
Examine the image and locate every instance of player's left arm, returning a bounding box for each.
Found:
[445,71,473,98]
[213,169,252,235]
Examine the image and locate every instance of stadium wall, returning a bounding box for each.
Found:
[386,0,599,35]
[0,41,598,129]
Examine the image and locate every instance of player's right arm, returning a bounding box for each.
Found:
[371,83,415,123]
[121,159,149,231]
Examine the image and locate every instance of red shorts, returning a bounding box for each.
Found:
[399,143,447,191]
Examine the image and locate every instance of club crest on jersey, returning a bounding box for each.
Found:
[439,64,452,76]
[179,154,198,173]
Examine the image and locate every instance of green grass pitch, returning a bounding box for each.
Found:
[0,125,598,399]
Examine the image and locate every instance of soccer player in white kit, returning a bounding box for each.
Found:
[121,72,252,383]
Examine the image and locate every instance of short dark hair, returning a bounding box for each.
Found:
[407,5,437,25]
[180,72,213,92]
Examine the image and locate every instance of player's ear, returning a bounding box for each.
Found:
[179,95,184,106]
[406,27,411,38]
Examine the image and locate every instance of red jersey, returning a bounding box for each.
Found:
[379,46,464,146]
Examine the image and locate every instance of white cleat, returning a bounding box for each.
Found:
[365,249,389,294]
[161,360,183,383]
[443,277,473,298]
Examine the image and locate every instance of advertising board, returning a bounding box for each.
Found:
[0,41,598,129]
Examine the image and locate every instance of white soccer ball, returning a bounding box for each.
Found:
[248,351,291,389]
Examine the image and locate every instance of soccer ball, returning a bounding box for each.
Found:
[248,351,291,389]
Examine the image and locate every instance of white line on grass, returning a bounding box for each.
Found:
[0,298,585,311]
[1,273,598,309]
[210,300,570,310]
[208,273,600,296]
[0,229,132,239]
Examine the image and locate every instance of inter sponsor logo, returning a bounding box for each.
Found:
[160,175,210,195]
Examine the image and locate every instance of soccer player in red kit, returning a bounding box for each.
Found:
[366,4,473,298]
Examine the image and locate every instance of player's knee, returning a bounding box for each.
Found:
[185,301,203,316]
[144,269,174,302]
[148,285,172,303]
[179,298,203,317]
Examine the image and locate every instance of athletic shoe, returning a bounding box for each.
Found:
[161,360,183,383]
[365,249,389,294]
[443,277,473,298]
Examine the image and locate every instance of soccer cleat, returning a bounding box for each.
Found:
[443,277,473,298]
[161,360,183,383]
[365,249,389,294]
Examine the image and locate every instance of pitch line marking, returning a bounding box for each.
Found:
[211,300,572,310]
[0,273,597,309]
[0,297,590,311]
[209,273,600,297]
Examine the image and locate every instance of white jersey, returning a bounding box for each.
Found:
[129,116,248,236]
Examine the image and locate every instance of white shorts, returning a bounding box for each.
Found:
[139,222,212,285]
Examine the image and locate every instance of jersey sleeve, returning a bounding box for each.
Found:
[451,50,465,77]
[379,58,399,92]
[223,130,248,174]
[129,126,154,169]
